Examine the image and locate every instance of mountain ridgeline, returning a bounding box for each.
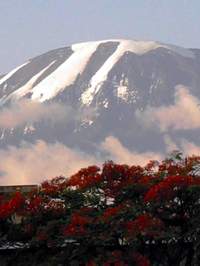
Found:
[0,39,200,157]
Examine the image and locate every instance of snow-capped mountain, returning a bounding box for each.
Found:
[1,39,200,157]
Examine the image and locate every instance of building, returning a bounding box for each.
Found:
[0,185,38,197]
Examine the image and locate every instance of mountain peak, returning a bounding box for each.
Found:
[0,39,195,105]
[71,39,194,58]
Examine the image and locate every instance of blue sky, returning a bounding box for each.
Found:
[0,0,199,73]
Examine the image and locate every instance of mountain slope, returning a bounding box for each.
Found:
[0,39,200,158]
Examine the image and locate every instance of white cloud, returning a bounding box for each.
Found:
[136,85,200,131]
[0,99,72,129]
[181,139,200,156]
[163,134,179,153]
[0,136,165,185]
[0,140,97,185]
[101,136,162,165]
[4,135,200,186]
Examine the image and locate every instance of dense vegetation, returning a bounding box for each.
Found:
[1,152,200,265]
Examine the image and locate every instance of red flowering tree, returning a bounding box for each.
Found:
[1,153,200,265]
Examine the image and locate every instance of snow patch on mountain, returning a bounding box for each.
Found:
[31,42,101,102]
[0,39,195,105]
[81,40,162,105]
[81,40,194,106]
[11,61,56,100]
[24,125,36,135]
[0,62,29,86]
[117,86,128,101]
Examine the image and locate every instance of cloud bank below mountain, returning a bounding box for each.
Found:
[0,99,72,129]
[136,85,200,131]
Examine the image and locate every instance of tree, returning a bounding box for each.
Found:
[1,154,200,265]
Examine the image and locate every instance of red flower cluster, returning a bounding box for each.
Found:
[102,163,145,197]
[63,212,91,236]
[67,166,102,189]
[3,156,200,265]
[26,196,42,214]
[144,175,195,202]
[101,204,124,221]
[126,214,164,238]
[41,176,67,196]
[66,162,152,198]
[0,192,24,219]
